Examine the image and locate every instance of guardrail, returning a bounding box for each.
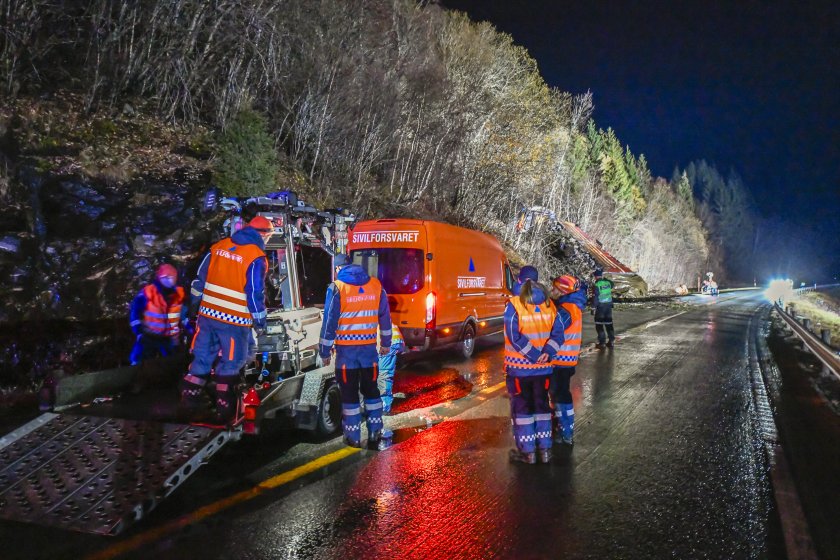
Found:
[775,304,840,381]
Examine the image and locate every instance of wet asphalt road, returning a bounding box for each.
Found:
[0,292,804,559]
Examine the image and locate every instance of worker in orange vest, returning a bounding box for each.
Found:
[180,216,273,423]
[504,279,571,464]
[318,254,392,448]
[549,275,586,445]
[129,264,187,365]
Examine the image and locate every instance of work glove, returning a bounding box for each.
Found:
[316,354,331,368]
[188,300,200,322]
[379,346,390,356]
[253,319,267,338]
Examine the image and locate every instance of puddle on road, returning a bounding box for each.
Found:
[389,368,473,414]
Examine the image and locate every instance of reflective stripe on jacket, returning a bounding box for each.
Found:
[552,301,582,366]
[198,237,266,327]
[504,297,558,370]
[390,325,404,346]
[335,277,383,345]
[142,284,185,338]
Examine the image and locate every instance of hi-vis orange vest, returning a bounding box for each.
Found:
[143,284,185,338]
[198,237,266,327]
[504,297,557,370]
[552,301,582,366]
[335,277,382,345]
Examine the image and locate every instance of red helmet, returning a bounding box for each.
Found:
[156,264,178,281]
[552,275,578,295]
[249,216,274,232]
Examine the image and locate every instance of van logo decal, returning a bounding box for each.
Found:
[359,287,365,294]
[352,230,419,244]
[469,257,475,272]
[457,276,486,289]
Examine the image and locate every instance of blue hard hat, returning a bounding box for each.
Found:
[518,265,539,282]
[334,254,351,267]
[594,268,604,277]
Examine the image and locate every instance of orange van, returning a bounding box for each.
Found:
[347,219,514,357]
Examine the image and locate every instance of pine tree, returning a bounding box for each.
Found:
[213,108,279,196]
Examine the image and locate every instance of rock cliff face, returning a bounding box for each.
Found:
[0,164,217,388]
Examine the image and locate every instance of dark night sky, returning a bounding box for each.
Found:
[440,0,839,242]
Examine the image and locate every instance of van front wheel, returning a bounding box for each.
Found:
[460,324,476,359]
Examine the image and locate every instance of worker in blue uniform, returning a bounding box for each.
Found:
[319,254,392,449]
[591,269,615,349]
[504,279,570,464]
[378,325,404,413]
[181,216,273,423]
[129,264,188,365]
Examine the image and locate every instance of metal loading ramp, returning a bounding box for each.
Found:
[0,413,234,535]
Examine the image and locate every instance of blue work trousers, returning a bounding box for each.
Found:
[130,334,176,365]
[377,342,403,412]
[594,304,614,344]
[506,374,553,453]
[549,366,575,406]
[336,365,383,445]
[189,315,252,378]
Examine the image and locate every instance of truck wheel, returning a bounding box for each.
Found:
[317,382,342,436]
[460,323,476,359]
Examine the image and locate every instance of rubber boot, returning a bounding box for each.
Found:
[559,403,575,445]
[535,412,553,452]
[511,415,537,463]
[214,375,240,425]
[179,374,210,421]
[509,449,537,464]
[364,398,384,448]
[553,410,564,445]
[342,403,363,447]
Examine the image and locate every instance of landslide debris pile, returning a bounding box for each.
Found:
[0,96,220,388]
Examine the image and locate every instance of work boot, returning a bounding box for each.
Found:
[553,412,565,445]
[343,435,362,448]
[367,430,383,450]
[509,449,537,464]
[214,375,240,424]
[537,448,552,464]
[342,403,363,447]
[558,403,575,446]
[606,340,614,348]
[595,343,606,350]
[179,374,211,418]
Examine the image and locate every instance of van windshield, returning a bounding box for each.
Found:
[350,248,425,294]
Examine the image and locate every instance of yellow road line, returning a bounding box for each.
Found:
[477,381,505,396]
[86,446,362,560]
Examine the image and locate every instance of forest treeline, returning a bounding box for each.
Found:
[0,0,808,288]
